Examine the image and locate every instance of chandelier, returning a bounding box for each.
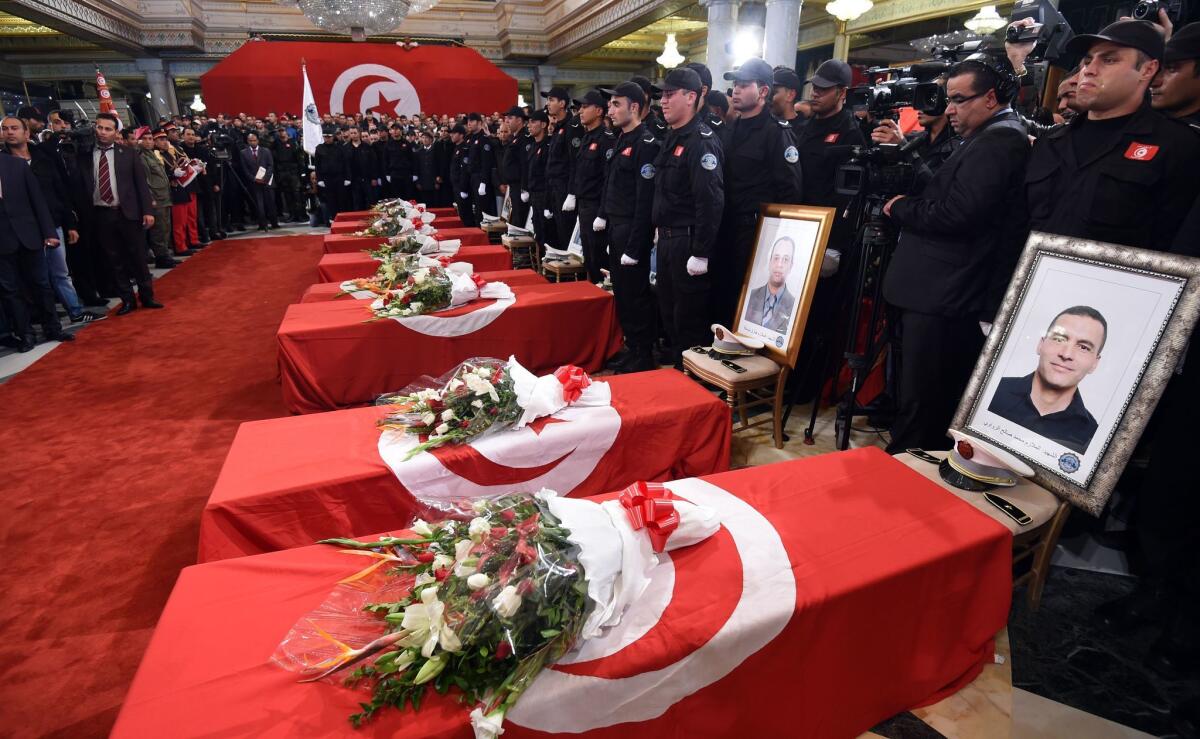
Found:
[288,0,415,36]
[825,0,873,22]
[964,5,1006,35]
[657,33,685,68]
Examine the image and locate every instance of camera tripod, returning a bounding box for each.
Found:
[781,194,898,451]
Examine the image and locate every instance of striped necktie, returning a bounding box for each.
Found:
[98,147,114,204]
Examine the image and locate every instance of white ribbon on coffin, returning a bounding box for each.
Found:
[507,477,796,732]
[417,235,461,256]
[378,359,618,501]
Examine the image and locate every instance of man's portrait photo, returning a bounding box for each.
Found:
[744,236,797,335]
[987,305,1105,453]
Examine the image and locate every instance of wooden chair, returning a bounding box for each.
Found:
[682,352,790,449]
[501,234,537,271]
[543,259,586,282]
[893,450,1072,611]
[481,220,507,244]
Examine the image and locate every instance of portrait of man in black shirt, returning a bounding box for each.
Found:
[987,306,1105,454]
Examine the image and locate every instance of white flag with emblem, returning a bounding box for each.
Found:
[300,62,321,156]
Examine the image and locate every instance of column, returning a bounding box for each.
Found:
[832,20,850,62]
[701,0,739,84]
[534,65,557,109]
[136,58,179,118]
[763,0,801,68]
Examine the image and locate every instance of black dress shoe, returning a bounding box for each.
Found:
[17,335,35,352]
[45,331,75,343]
[1095,584,1169,634]
[258,225,269,233]
[617,349,658,374]
[0,333,20,349]
[140,299,165,309]
[605,346,633,371]
[116,302,136,316]
[269,222,281,230]
[155,257,180,269]
[177,249,197,257]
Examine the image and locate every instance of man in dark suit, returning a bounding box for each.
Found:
[0,149,75,350]
[881,55,1030,453]
[76,112,161,315]
[239,132,277,231]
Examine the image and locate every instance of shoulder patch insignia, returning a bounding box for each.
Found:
[784,145,799,163]
[1124,142,1159,161]
[700,152,718,171]
[588,142,598,151]
[824,133,840,144]
[606,148,614,160]
[640,163,656,179]
[621,146,633,156]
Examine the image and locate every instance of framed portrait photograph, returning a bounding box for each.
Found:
[735,204,836,366]
[952,232,1200,514]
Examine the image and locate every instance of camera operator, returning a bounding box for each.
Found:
[881,54,1031,453]
[713,57,805,325]
[1024,20,1200,251]
[1151,22,1200,126]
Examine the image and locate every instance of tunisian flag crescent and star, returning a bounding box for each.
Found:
[200,41,517,118]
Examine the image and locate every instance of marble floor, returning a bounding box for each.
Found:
[3,226,1168,738]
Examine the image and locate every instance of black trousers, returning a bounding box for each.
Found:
[508,189,530,230]
[577,200,607,283]
[0,246,58,338]
[608,217,655,350]
[713,213,758,327]
[886,310,983,453]
[529,191,550,246]
[453,187,478,227]
[92,206,154,304]
[275,172,303,221]
[655,231,712,362]
[470,176,495,219]
[350,179,373,212]
[548,182,573,250]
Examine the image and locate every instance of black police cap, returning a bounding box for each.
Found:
[654,67,704,94]
[808,59,853,88]
[541,86,570,102]
[772,67,803,91]
[629,75,660,101]
[1067,19,1165,62]
[529,110,549,123]
[450,124,467,135]
[724,58,775,85]
[503,105,528,119]
[17,106,44,122]
[579,89,608,109]
[599,81,647,110]
[685,62,713,90]
[1166,22,1200,63]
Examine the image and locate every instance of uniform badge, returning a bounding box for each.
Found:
[640,163,655,179]
[484,144,491,151]
[589,142,598,151]
[824,133,840,144]
[621,146,633,157]
[525,144,531,151]
[673,145,685,157]
[1058,453,1080,474]
[606,148,614,160]
[784,145,799,163]
[572,138,581,148]
[1124,142,1159,161]
[700,153,718,171]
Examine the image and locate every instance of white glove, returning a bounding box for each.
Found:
[520,190,530,203]
[386,175,392,182]
[478,183,487,196]
[620,253,638,266]
[592,217,606,232]
[820,249,840,278]
[173,168,186,177]
[412,175,418,182]
[317,180,325,188]
[562,194,576,212]
[343,180,351,186]
[686,256,709,276]
[544,209,553,219]
[460,191,469,199]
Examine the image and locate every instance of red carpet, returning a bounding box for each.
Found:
[0,234,324,738]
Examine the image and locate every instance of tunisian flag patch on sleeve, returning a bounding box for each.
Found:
[1124,142,1159,161]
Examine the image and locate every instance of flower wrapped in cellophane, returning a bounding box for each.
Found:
[376,358,522,460]
[368,265,453,319]
[274,482,721,738]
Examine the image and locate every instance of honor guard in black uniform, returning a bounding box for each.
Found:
[1025,21,1200,252]
[715,58,805,325]
[448,125,476,227]
[685,62,728,144]
[271,127,305,222]
[651,67,725,364]
[543,87,585,249]
[771,67,807,134]
[313,127,347,220]
[413,131,440,203]
[464,113,493,220]
[524,111,552,245]
[565,90,616,282]
[384,124,414,199]
[500,106,531,227]
[598,81,662,373]
[343,127,378,210]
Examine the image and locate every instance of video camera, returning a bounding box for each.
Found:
[1132,0,1185,24]
[1005,0,1075,62]
[847,61,951,120]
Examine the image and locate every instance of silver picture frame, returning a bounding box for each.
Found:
[951,231,1200,515]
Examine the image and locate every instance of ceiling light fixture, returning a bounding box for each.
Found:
[964,5,1005,34]
[731,28,762,66]
[657,32,685,69]
[825,0,873,22]
[190,93,206,112]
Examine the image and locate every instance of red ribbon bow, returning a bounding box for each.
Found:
[619,481,679,553]
[411,218,424,229]
[435,255,452,267]
[470,273,488,290]
[553,365,591,403]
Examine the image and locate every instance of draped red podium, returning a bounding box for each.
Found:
[324,230,488,254]
[315,249,512,283]
[115,448,1011,739]
[300,270,546,303]
[336,207,456,222]
[277,282,622,414]
[331,216,464,234]
[198,370,730,562]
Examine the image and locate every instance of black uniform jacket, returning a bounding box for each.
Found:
[651,115,724,259]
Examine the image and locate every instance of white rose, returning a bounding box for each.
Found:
[410,302,423,312]
[441,409,456,421]
[431,554,454,572]
[470,707,507,739]
[454,538,474,563]
[471,499,488,514]
[421,412,436,426]
[411,519,434,537]
[491,585,522,619]
[472,399,484,409]
[435,422,450,435]
[468,517,491,542]
[466,573,490,590]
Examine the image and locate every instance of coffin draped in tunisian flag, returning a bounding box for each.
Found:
[200,41,516,118]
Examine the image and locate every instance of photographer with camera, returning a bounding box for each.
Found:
[881,53,1031,453]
